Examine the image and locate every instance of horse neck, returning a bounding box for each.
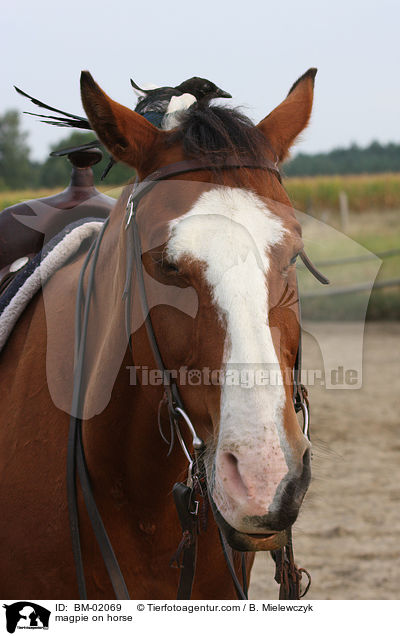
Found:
[82,351,188,509]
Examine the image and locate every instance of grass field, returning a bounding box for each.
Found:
[285,172,400,212]
[0,186,124,211]
[2,173,400,213]
[0,187,62,210]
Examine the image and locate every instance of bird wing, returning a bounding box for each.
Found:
[166,93,196,114]
[162,93,197,130]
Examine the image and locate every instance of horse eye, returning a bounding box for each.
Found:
[163,261,179,273]
[154,257,179,274]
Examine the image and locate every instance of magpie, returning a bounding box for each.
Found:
[131,76,232,127]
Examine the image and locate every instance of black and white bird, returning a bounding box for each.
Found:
[131,76,232,128]
[14,76,232,177]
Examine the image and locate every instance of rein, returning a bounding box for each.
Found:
[67,157,327,601]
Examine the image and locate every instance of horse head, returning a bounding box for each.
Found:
[79,68,316,552]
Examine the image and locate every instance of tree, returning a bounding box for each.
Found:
[284,140,400,176]
[0,110,33,189]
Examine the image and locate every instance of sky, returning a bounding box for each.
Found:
[1,0,399,161]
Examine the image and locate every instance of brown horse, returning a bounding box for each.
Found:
[0,68,317,599]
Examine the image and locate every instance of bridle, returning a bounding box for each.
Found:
[67,157,328,601]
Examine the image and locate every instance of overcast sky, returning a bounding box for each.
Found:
[1,0,399,161]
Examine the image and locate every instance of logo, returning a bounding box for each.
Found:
[3,603,50,633]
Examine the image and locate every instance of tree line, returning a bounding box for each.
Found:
[0,111,133,190]
[1,109,400,190]
[284,141,400,177]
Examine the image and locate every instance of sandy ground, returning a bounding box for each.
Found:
[249,321,400,600]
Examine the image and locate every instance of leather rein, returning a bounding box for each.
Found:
[67,157,328,601]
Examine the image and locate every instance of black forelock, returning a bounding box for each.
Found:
[168,103,270,164]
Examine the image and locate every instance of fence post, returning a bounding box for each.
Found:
[339,191,349,232]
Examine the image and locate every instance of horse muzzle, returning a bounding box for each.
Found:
[208,493,289,552]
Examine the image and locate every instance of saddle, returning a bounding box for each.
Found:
[0,149,115,294]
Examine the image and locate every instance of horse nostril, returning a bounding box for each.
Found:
[224,451,239,473]
[219,451,249,499]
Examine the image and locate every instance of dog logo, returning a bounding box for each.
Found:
[3,603,50,633]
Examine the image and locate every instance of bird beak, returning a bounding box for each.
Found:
[216,89,232,98]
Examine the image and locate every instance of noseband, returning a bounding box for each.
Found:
[67,157,328,601]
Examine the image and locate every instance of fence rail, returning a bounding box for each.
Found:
[300,248,400,268]
[303,277,400,298]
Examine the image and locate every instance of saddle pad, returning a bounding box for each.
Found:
[0,218,103,353]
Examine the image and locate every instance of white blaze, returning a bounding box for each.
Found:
[167,187,289,527]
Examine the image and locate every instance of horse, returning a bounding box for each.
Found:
[0,67,318,599]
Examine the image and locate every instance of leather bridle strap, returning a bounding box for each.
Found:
[137,156,282,185]
[271,528,311,599]
[292,255,329,439]
[292,287,308,436]
[217,530,248,600]
[68,216,130,600]
[171,482,199,599]
[299,249,329,285]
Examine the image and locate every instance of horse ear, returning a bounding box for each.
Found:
[257,68,317,162]
[80,71,165,171]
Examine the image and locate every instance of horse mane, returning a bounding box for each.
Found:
[167,103,271,164]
